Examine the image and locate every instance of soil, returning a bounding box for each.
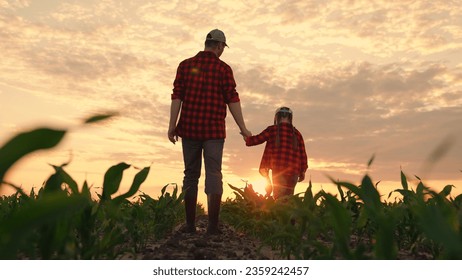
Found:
[122,215,432,260]
[124,215,278,260]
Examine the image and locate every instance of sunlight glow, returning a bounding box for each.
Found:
[1,0,461,201]
[247,176,270,196]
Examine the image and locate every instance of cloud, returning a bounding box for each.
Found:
[1,0,462,198]
[223,59,462,183]
[25,47,144,81]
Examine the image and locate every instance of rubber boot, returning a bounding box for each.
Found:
[206,194,222,235]
[182,192,197,233]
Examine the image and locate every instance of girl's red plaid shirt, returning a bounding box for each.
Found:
[246,122,308,178]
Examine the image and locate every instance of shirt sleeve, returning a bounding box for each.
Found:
[221,64,240,104]
[171,61,185,100]
[296,130,308,174]
[245,126,272,146]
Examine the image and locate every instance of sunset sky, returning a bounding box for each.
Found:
[1,0,461,204]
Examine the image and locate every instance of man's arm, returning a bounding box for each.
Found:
[228,101,251,137]
[168,99,182,144]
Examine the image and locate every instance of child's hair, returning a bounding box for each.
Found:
[274,107,298,150]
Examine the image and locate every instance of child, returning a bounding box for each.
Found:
[244,107,308,199]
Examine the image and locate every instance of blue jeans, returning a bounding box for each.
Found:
[181,138,224,196]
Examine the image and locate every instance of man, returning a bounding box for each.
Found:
[168,29,251,234]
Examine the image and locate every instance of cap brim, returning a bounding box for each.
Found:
[206,38,229,47]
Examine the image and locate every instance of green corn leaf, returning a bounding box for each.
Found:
[332,180,362,198]
[367,154,375,168]
[1,181,30,201]
[51,164,79,194]
[43,172,64,194]
[172,184,179,199]
[394,189,414,199]
[83,113,117,124]
[303,180,314,205]
[453,194,462,206]
[81,180,91,200]
[228,183,245,199]
[0,128,66,185]
[161,183,169,196]
[400,168,408,190]
[337,184,346,202]
[439,185,454,197]
[101,162,130,200]
[360,175,382,211]
[0,193,89,259]
[322,193,352,258]
[416,181,426,197]
[374,213,398,259]
[387,191,393,200]
[114,166,150,203]
[414,203,462,258]
[426,135,456,163]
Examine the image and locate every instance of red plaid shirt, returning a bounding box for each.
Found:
[246,123,308,177]
[171,51,240,140]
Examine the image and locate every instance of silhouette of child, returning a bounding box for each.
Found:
[244,107,308,199]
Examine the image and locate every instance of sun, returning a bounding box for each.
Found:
[247,176,271,196]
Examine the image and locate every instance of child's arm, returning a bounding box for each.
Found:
[245,126,272,146]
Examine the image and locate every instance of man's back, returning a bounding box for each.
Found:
[167,29,251,235]
[172,51,240,140]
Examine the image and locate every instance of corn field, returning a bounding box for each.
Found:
[221,168,462,259]
[0,114,186,259]
[1,114,461,259]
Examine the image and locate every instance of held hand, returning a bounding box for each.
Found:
[168,128,178,144]
[240,128,252,138]
[239,131,249,142]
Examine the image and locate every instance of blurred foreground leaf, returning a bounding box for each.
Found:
[0,193,89,259]
[113,166,150,203]
[0,128,66,186]
[101,162,131,200]
[83,113,117,124]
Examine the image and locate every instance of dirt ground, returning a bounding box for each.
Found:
[122,215,432,260]
[125,215,278,260]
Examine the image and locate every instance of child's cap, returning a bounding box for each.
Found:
[275,107,293,115]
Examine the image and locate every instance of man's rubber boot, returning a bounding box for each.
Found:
[206,194,222,235]
[182,192,197,233]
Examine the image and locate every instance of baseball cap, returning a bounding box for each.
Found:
[206,29,228,47]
